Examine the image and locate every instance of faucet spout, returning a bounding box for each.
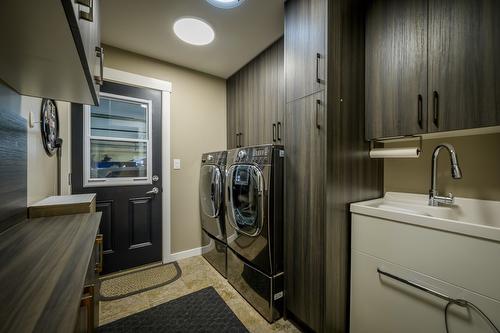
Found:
[429,143,462,206]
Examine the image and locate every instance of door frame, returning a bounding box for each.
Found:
[103,67,173,264]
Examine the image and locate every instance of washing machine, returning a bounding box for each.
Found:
[225,144,284,322]
[199,151,227,277]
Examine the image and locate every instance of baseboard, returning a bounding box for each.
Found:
[164,246,203,263]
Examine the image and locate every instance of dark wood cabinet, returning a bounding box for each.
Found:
[284,91,325,332]
[365,0,500,139]
[0,0,102,106]
[285,0,326,103]
[365,0,428,139]
[284,1,383,332]
[428,0,500,132]
[226,38,284,149]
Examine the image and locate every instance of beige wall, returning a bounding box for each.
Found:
[384,133,500,201]
[103,45,227,253]
[20,96,71,205]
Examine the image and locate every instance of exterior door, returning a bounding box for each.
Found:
[72,81,162,274]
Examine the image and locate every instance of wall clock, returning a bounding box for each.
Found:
[40,98,60,156]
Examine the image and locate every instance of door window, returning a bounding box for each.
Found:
[199,165,222,218]
[228,165,263,236]
[84,93,152,187]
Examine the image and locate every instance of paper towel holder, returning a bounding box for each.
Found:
[370,135,422,150]
[369,135,423,159]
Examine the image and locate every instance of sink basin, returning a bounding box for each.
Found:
[351,192,500,242]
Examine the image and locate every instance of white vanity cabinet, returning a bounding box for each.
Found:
[349,193,500,333]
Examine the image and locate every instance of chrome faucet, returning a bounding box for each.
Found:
[429,143,462,206]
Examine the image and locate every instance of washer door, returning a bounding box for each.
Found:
[199,165,222,218]
[226,164,264,237]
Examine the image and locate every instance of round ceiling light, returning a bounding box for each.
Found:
[173,17,215,46]
[206,0,245,9]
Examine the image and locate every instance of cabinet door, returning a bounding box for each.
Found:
[69,0,102,104]
[428,0,500,132]
[227,75,239,149]
[285,0,326,103]
[365,0,428,140]
[276,38,285,144]
[284,92,325,332]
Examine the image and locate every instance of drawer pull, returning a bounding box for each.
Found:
[95,234,103,273]
[377,268,500,333]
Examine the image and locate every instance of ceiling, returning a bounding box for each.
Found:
[101,0,284,78]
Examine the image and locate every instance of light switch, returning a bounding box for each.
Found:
[173,159,181,170]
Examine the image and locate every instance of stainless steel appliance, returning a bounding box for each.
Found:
[199,151,227,277]
[225,144,284,322]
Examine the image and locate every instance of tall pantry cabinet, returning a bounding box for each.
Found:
[283,0,383,332]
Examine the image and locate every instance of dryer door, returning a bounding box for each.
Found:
[226,164,264,237]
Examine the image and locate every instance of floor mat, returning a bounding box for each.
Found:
[100,262,181,301]
[98,287,249,333]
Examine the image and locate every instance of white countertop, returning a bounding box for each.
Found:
[351,192,500,243]
[30,193,96,207]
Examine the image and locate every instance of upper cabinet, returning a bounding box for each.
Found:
[365,0,428,139]
[285,0,326,103]
[0,0,102,106]
[227,38,284,149]
[365,0,500,140]
[428,0,500,132]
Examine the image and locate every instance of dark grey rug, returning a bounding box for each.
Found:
[98,287,249,333]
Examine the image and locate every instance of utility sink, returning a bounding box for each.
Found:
[350,192,500,242]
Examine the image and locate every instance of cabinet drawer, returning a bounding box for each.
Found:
[350,251,500,333]
[352,213,500,301]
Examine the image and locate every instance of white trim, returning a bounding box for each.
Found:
[161,91,172,264]
[83,93,153,188]
[164,246,203,263]
[104,67,172,92]
[102,68,173,264]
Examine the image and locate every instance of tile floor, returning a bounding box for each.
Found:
[100,256,301,333]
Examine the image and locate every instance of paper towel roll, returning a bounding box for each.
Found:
[369,148,420,159]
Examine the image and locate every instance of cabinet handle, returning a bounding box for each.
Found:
[94,47,104,86]
[316,99,321,129]
[95,234,103,274]
[316,53,321,84]
[433,91,439,128]
[417,94,423,129]
[239,132,243,147]
[81,285,94,332]
[377,268,452,303]
[272,123,277,142]
[277,122,282,141]
[235,133,239,148]
[77,0,94,22]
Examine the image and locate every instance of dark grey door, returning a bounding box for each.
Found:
[72,81,162,274]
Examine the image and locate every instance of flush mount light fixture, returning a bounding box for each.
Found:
[173,17,215,46]
[206,0,245,9]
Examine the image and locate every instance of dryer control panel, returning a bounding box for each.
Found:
[201,151,227,166]
[230,145,283,166]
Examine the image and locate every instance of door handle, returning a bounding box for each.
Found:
[277,122,282,141]
[272,123,277,142]
[316,53,321,84]
[433,91,439,128]
[316,99,321,129]
[95,47,104,86]
[146,187,159,195]
[417,94,423,129]
[76,0,94,22]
